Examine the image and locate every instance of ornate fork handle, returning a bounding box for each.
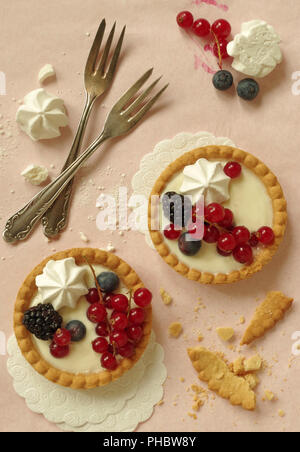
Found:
[3,133,108,243]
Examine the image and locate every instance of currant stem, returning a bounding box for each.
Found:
[212,30,223,70]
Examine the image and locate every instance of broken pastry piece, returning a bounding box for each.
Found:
[187,347,256,411]
[216,327,235,342]
[241,291,293,346]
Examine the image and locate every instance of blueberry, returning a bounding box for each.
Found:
[237,78,259,101]
[212,70,233,91]
[178,232,202,256]
[161,192,192,227]
[65,320,86,342]
[97,271,119,293]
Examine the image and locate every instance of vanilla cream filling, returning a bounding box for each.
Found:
[30,264,132,374]
[160,162,273,274]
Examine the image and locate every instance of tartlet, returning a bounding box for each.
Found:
[149,145,287,284]
[14,248,152,389]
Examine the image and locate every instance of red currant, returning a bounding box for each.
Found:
[257,227,275,245]
[50,342,70,358]
[218,208,234,229]
[95,322,109,337]
[176,11,194,29]
[128,308,145,325]
[86,288,100,304]
[192,18,211,37]
[187,220,204,240]
[213,38,229,59]
[205,203,225,223]
[127,325,143,343]
[233,244,253,264]
[217,246,232,257]
[87,303,107,323]
[203,224,220,243]
[103,293,114,309]
[232,226,250,245]
[218,233,236,252]
[224,161,242,179]
[118,342,135,358]
[211,19,231,38]
[191,202,204,221]
[249,232,259,247]
[101,352,118,370]
[134,288,152,308]
[110,311,128,330]
[110,330,128,348]
[53,328,71,347]
[164,224,181,240]
[92,337,109,354]
[111,294,129,313]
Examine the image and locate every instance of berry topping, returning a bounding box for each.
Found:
[232,226,250,245]
[23,303,62,341]
[127,325,143,343]
[233,244,253,264]
[178,232,202,256]
[218,208,234,229]
[110,330,128,348]
[176,11,194,29]
[111,294,129,313]
[187,221,204,240]
[50,342,70,359]
[53,328,71,347]
[162,192,192,227]
[211,19,231,38]
[103,293,114,309]
[134,288,153,308]
[128,308,146,325]
[92,337,109,354]
[192,18,211,37]
[87,303,107,323]
[65,320,86,342]
[213,38,230,59]
[212,70,233,91]
[95,322,109,337]
[101,352,118,370]
[217,246,232,257]
[205,203,225,223]
[118,342,135,358]
[237,78,260,101]
[249,232,259,247]
[85,288,100,304]
[203,224,220,243]
[111,311,128,330]
[257,226,275,245]
[97,271,120,293]
[164,223,182,240]
[224,161,242,179]
[218,233,236,252]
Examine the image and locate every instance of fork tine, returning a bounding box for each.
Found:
[85,19,106,74]
[114,68,153,111]
[129,84,169,126]
[106,25,126,79]
[97,22,116,75]
[124,76,162,115]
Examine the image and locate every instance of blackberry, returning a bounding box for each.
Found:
[161,191,192,227]
[23,303,62,341]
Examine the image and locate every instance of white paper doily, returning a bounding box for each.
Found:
[131,132,236,247]
[7,332,166,432]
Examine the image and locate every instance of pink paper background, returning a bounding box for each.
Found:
[0,0,300,432]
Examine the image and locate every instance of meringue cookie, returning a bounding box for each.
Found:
[36,258,89,311]
[21,164,49,186]
[227,20,282,78]
[16,88,68,141]
[38,64,56,83]
[179,158,230,204]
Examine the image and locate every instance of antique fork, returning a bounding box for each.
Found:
[41,19,125,238]
[3,69,168,243]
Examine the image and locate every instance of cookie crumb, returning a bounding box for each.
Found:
[239,316,246,325]
[278,409,285,418]
[216,327,235,342]
[79,232,89,243]
[244,355,262,372]
[265,390,275,401]
[160,288,172,305]
[244,374,260,389]
[168,322,183,338]
[233,357,245,375]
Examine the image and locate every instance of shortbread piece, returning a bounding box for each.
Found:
[160,288,172,305]
[216,327,235,342]
[187,347,256,411]
[233,357,245,375]
[168,322,183,338]
[241,292,293,345]
[244,374,260,390]
[244,355,262,372]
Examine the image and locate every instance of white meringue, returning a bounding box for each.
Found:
[38,64,56,83]
[36,258,89,311]
[21,164,49,186]
[179,158,230,204]
[227,20,282,78]
[16,88,68,141]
